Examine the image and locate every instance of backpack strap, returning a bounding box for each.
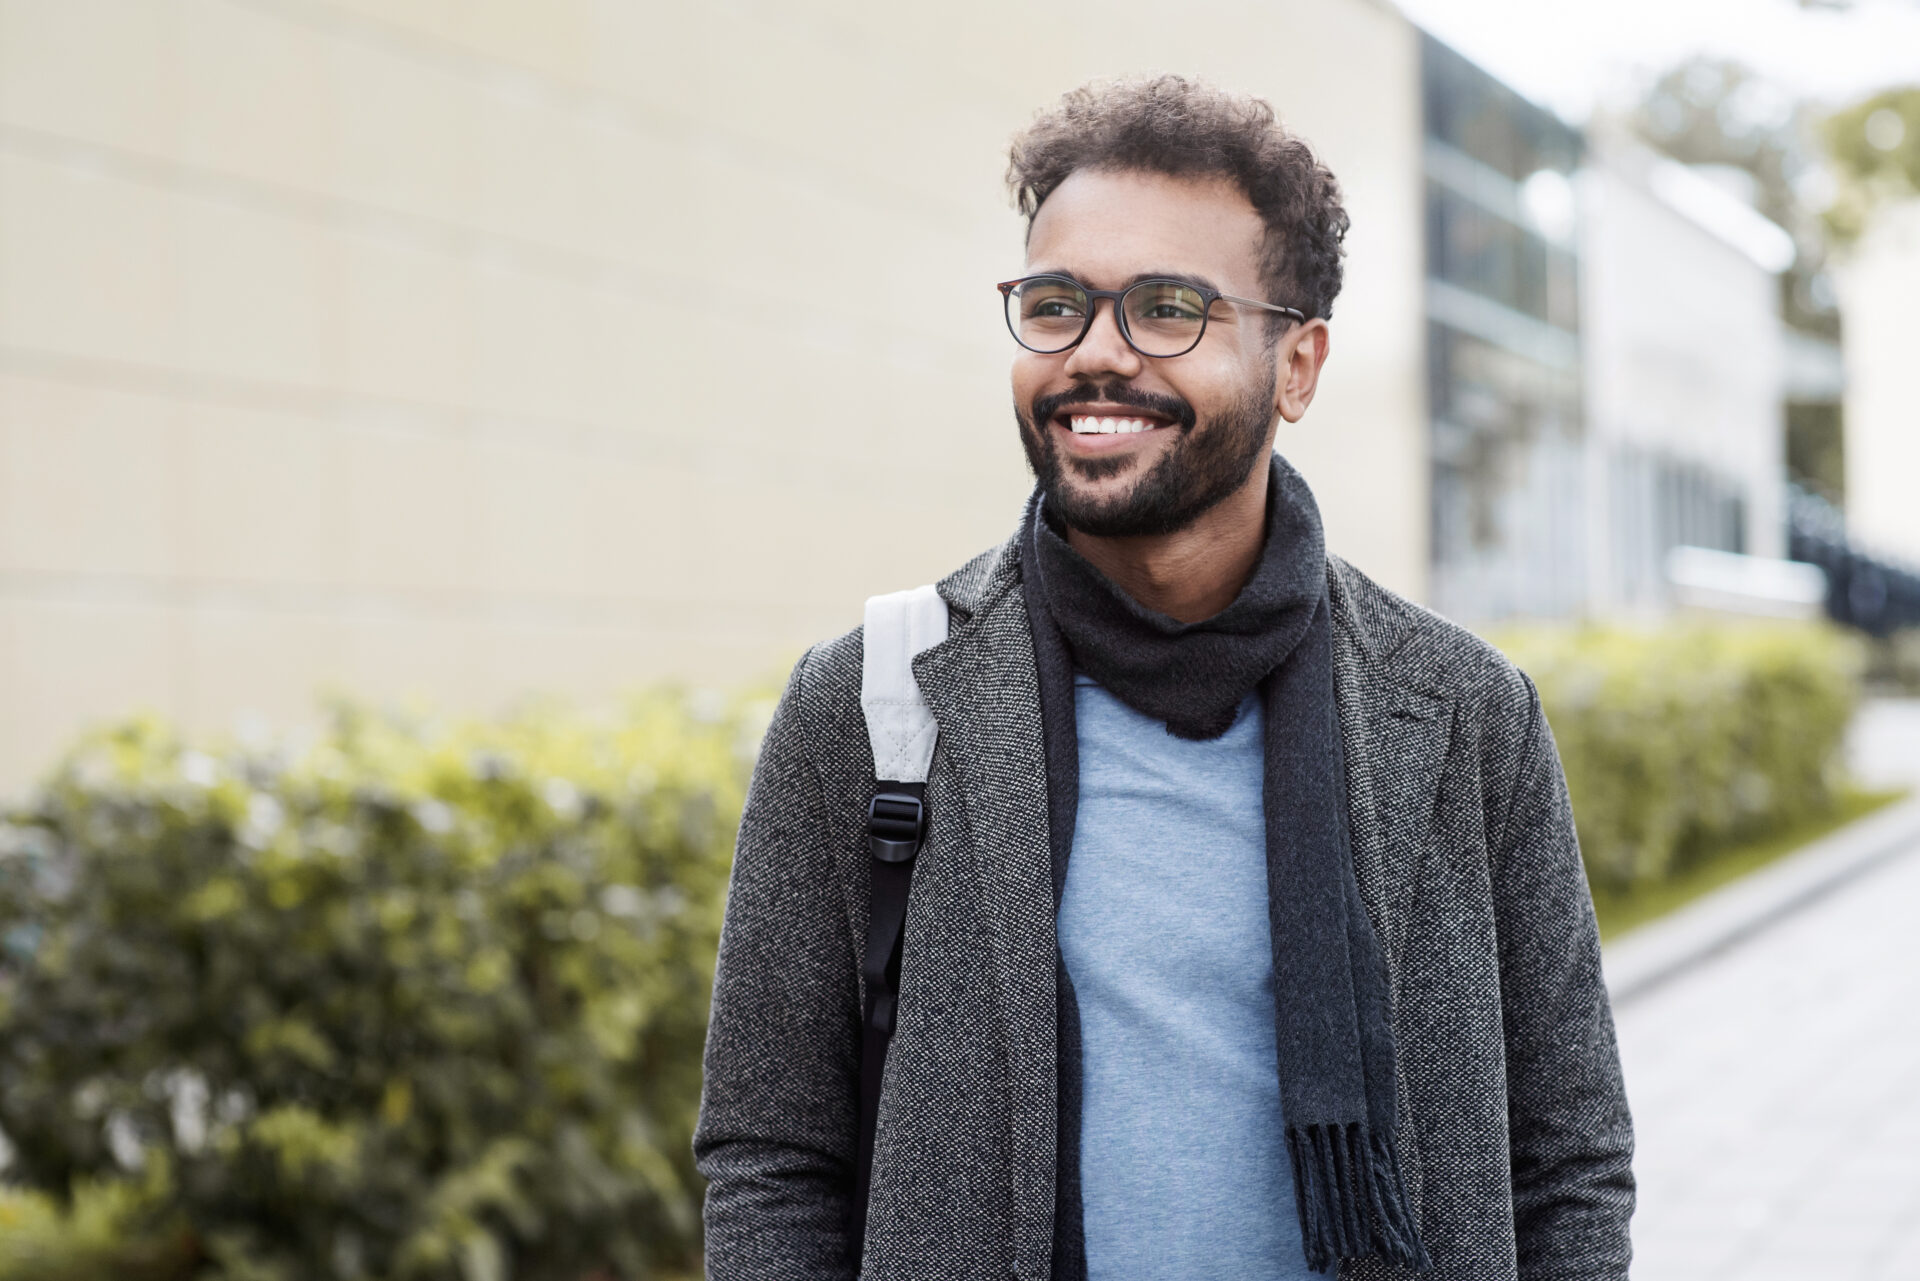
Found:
[853,584,947,1247]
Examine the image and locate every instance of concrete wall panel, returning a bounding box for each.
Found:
[0,0,1427,792]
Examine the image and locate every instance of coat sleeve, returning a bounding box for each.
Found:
[1490,675,1636,1280]
[694,649,861,1279]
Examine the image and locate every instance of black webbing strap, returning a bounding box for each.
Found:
[853,781,926,1248]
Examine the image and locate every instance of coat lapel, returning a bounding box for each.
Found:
[914,544,1058,1280]
[1328,560,1455,971]
[1326,564,1454,1259]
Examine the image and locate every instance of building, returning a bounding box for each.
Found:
[0,0,1841,793]
[1841,198,1920,566]
[0,0,1432,791]
[1578,141,1796,615]
[1419,37,1802,627]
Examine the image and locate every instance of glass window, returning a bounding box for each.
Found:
[1422,35,1580,182]
[1423,32,1588,622]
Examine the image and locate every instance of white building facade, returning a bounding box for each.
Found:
[1841,198,1920,566]
[1579,146,1794,616]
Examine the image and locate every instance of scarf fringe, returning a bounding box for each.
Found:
[1288,1122,1432,1274]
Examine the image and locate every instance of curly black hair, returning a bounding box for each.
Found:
[1007,76,1350,321]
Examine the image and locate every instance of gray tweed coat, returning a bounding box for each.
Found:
[694,533,1635,1280]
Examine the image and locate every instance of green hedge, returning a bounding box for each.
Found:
[1497,623,1862,889]
[0,694,762,1281]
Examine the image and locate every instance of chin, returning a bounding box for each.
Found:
[1044,485,1149,538]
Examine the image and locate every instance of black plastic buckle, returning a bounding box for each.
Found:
[867,791,926,864]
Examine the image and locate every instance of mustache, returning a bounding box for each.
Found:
[1029,382,1198,432]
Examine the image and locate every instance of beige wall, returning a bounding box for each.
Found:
[0,0,1427,792]
[1842,198,1920,565]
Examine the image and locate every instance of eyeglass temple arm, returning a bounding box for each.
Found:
[1218,293,1307,323]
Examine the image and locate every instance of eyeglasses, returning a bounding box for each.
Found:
[997,274,1306,359]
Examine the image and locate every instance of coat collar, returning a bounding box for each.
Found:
[935,534,1019,625]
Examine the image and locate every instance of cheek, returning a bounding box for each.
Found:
[1009,353,1057,418]
[1164,355,1252,419]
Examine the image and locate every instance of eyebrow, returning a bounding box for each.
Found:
[1025,267,1230,295]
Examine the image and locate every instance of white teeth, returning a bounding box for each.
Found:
[1069,415,1157,435]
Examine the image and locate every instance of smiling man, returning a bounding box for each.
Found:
[694,78,1634,1280]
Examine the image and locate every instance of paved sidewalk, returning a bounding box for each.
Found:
[1616,698,1920,1279]
[1850,697,1920,791]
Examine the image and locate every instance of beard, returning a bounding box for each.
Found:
[1016,365,1278,538]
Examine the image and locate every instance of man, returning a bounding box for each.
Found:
[695,77,1633,1280]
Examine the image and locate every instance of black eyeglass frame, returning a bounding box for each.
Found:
[996,273,1308,359]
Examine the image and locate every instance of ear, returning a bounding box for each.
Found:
[1274,319,1331,424]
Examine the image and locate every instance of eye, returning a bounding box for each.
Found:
[1019,283,1087,320]
[1129,282,1206,324]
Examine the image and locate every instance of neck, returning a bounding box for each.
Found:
[1065,458,1272,623]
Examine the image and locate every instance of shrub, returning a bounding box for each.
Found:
[1497,623,1862,889]
[0,693,764,1281]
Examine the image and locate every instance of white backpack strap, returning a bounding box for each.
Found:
[860,584,948,784]
[853,583,948,1240]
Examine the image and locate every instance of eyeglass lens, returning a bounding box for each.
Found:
[1007,277,1211,357]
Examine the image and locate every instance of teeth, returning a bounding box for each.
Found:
[1069,415,1157,435]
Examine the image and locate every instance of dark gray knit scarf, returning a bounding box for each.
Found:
[1020,455,1428,1276]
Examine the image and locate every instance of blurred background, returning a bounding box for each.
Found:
[1,1,1918,1278]
[3,0,1920,782]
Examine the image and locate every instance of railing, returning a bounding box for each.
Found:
[1788,485,1920,635]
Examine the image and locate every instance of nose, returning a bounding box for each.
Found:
[1063,295,1144,380]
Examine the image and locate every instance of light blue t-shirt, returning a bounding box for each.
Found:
[1057,675,1314,1280]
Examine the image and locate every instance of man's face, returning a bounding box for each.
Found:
[1012,168,1302,538]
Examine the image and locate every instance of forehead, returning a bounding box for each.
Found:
[1024,167,1265,292]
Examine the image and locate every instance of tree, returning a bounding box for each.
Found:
[1628,58,1840,338]
[1625,58,1863,503]
[1822,87,1920,243]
